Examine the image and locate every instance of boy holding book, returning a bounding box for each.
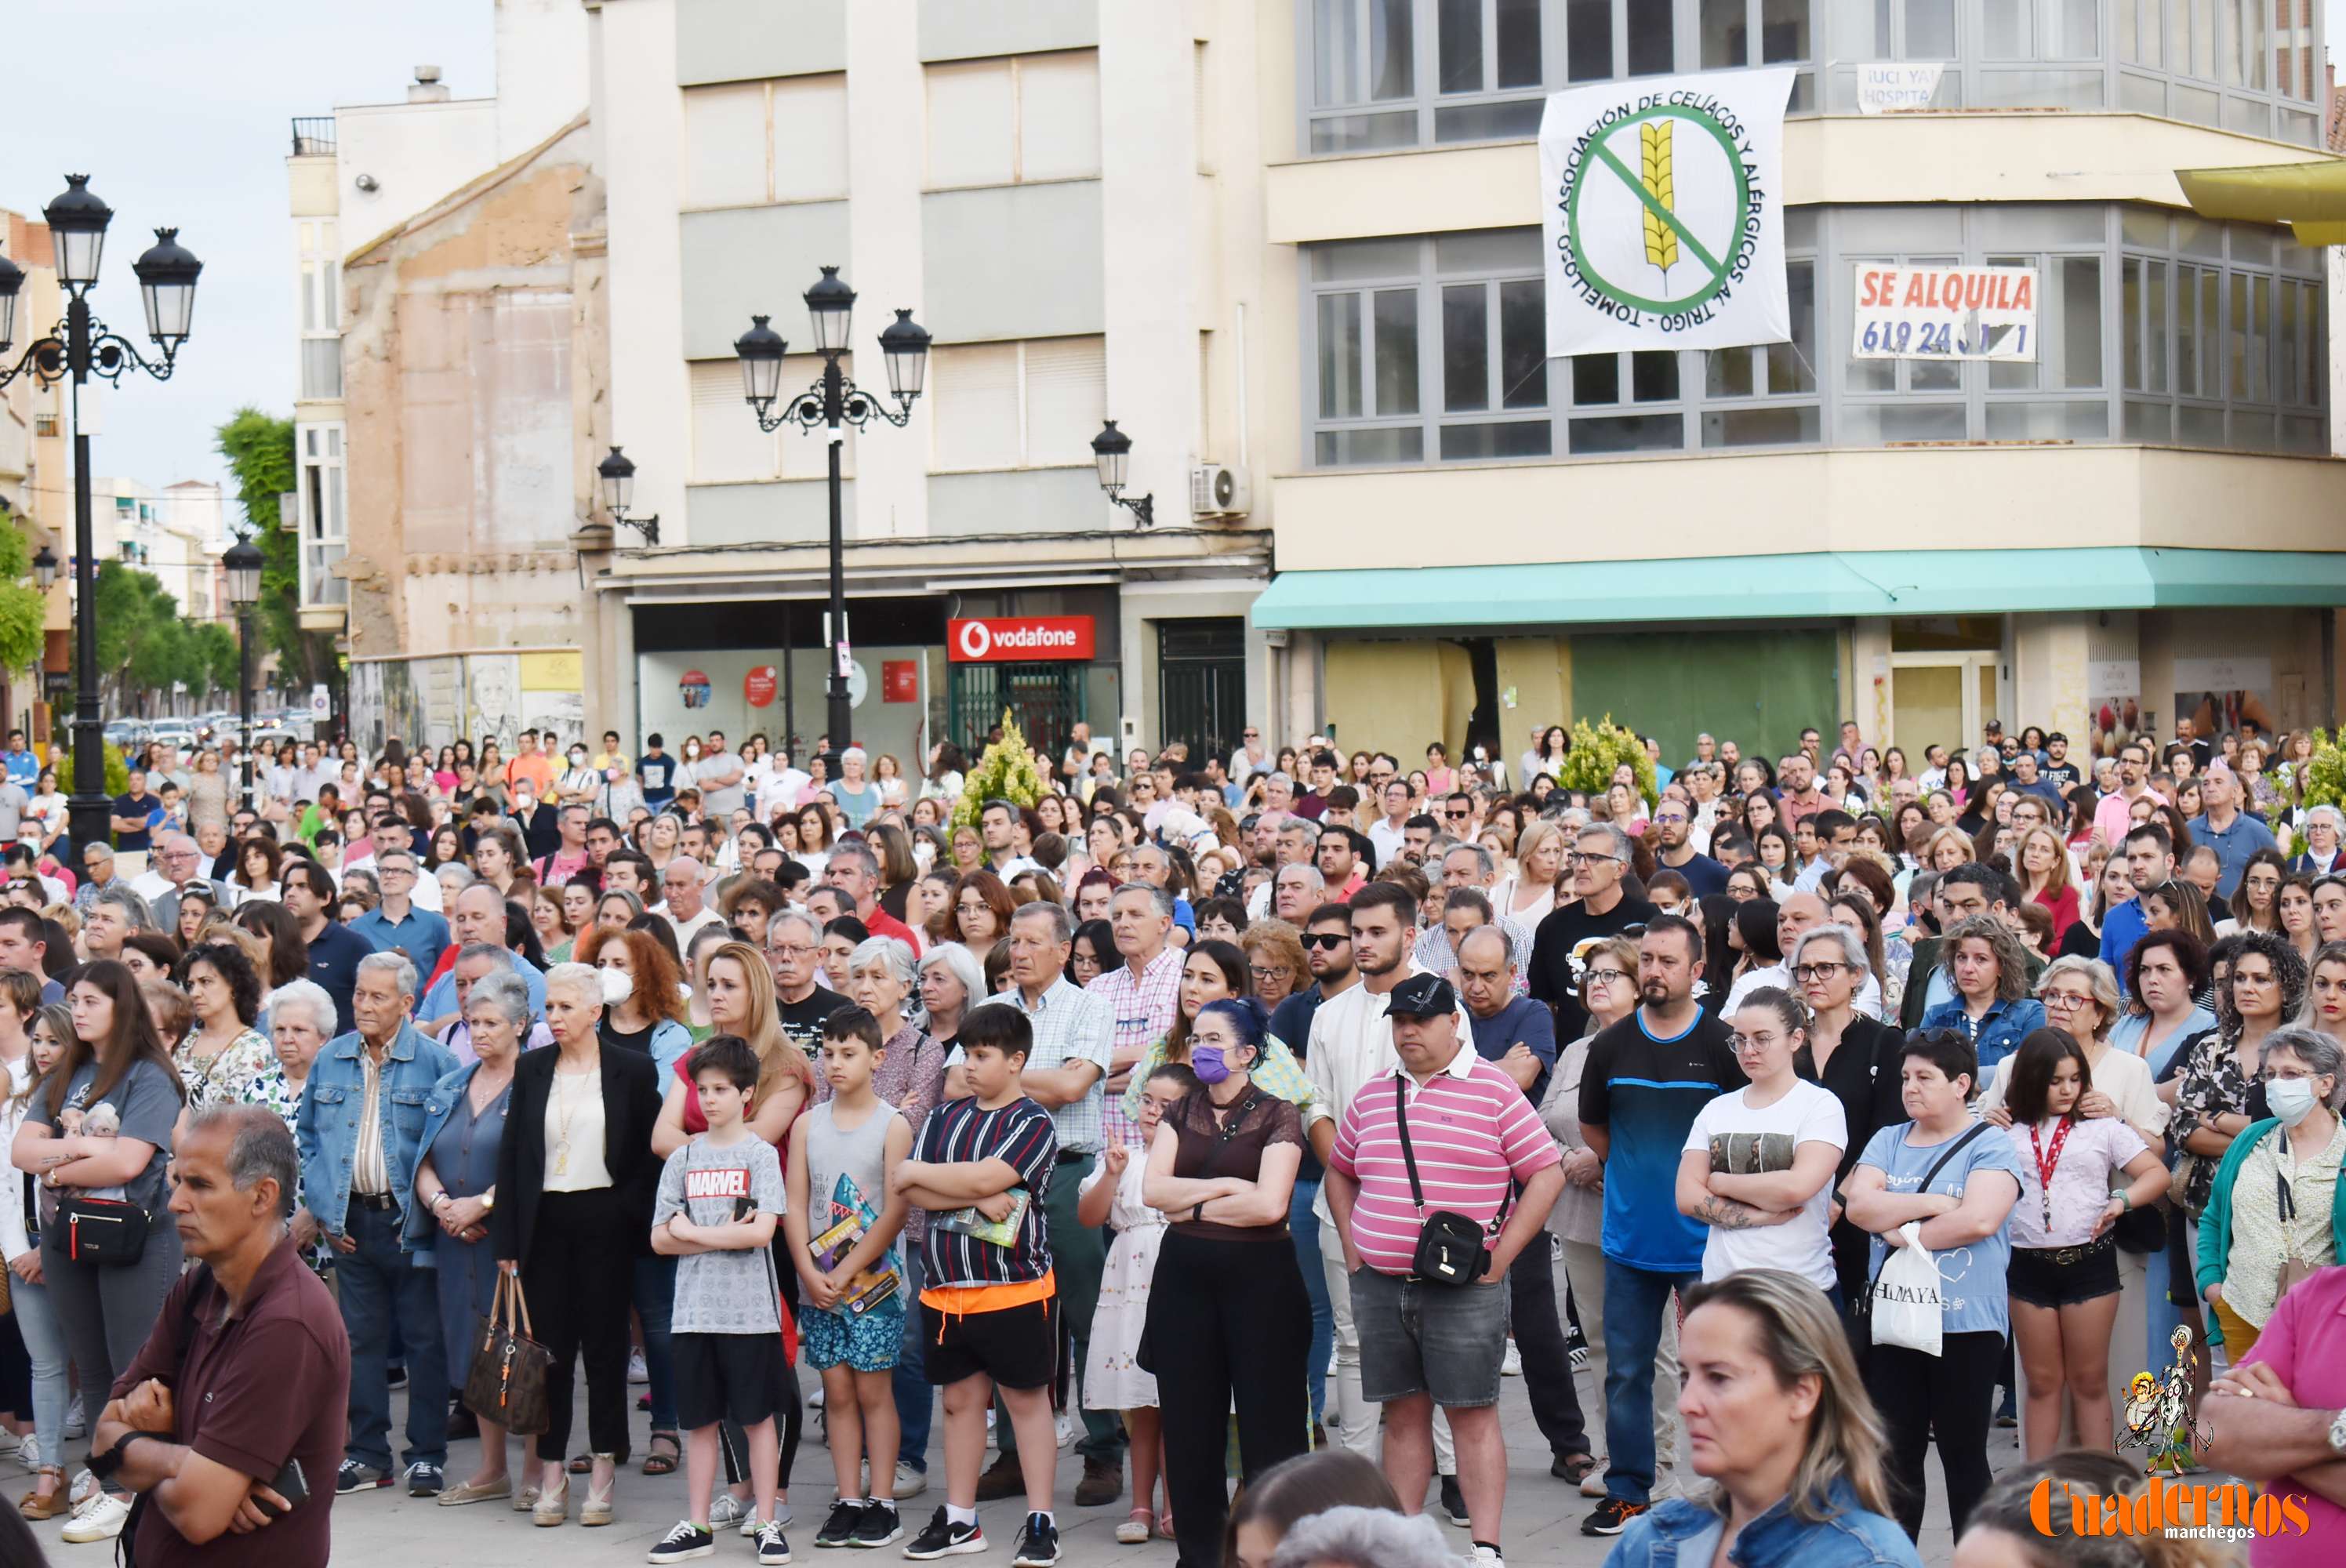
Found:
[646,1036,793,1566]
[888,1004,1062,1566]
[786,1005,914,1549]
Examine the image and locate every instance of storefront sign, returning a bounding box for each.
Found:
[1538,68,1794,356]
[882,660,919,702]
[1856,63,1945,114]
[744,666,777,708]
[1852,264,2037,361]
[678,670,711,710]
[947,616,1095,663]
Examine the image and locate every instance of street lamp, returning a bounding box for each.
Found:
[223,535,263,813]
[31,546,56,592]
[597,446,659,545]
[0,174,202,857]
[735,267,928,771]
[1091,419,1154,528]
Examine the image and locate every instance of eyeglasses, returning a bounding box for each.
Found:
[1445,808,1471,818]
[1792,962,1848,982]
[1300,931,1351,950]
[2042,991,2094,1011]
[1566,851,1625,866]
[768,944,816,959]
[1250,965,1292,983]
[1583,967,1631,986]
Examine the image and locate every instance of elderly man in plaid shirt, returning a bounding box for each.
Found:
[1084,882,1184,1148]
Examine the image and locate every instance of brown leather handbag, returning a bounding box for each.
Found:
[462,1269,554,1436]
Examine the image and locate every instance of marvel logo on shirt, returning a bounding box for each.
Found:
[654,1135,786,1334]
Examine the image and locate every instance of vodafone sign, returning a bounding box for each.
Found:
[947,615,1095,664]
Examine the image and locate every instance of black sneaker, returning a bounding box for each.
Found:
[756,1520,792,1566]
[386,1364,408,1391]
[902,1508,985,1559]
[852,1503,903,1548]
[404,1462,444,1497]
[1011,1514,1059,1567]
[646,1520,717,1563]
[1440,1475,1470,1528]
[815,1501,866,1548]
[1583,1497,1648,1537]
[336,1458,390,1494]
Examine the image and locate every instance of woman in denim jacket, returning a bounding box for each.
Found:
[1603,1272,1920,1568]
[1918,914,2047,1079]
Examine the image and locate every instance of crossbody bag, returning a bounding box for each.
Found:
[1852,1120,1992,1323]
[1394,1074,1494,1287]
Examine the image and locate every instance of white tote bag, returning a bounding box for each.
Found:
[1870,1223,1945,1356]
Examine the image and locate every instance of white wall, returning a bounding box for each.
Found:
[495,0,590,158]
[336,99,501,249]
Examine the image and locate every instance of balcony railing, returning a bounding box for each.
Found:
[291,117,337,157]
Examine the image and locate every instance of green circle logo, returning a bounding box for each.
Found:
[1564,102,1752,317]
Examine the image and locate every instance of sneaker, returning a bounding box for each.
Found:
[628,1349,649,1385]
[1583,1497,1648,1537]
[1569,1342,1590,1372]
[744,1504,792,1538]
[61,1396,83,1441]
[852,1502,903,1548]
[1011,1514,1059,1567]
[756,1520,793,1565]
[336,1459,391,1494]
[1472,1546,1506,1567]
[647,1519,717,1563]
[60,1492,130,1544]
[387,1364,408,1391]
[405,1461,445,1497]
[902,1507,985,1559]
[1500,1341,1522,1377]
[708,1494,750,1530]
[973,1451,1023,1503]
[892,1462,928,1499]
[1580,1464,1611,1500]
[816,1501,867,1548]
[13,1436,38,1472]
[1439,1475,1470,1528]
[1054,1411,1077,1449]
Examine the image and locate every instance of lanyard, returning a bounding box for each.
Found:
[2028,1117,2076,1232]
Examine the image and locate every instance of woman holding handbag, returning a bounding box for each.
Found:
[492,964,663,1529]
[7,961,185,1546]
[412,970,527,1508]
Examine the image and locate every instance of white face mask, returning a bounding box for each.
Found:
[685,746,701,760]
[913,840,935,871]
[601,967,635,1007]
[2267,1076,2322,1127]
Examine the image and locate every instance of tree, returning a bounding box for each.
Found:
[216,406,331,691]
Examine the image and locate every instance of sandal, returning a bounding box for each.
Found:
[1157,1512,1175,1541]
[567,1451,593,1475]
[19,1472,67,1522]
[642,1432,681,1476]
[1555,1452,1600,1486]
[1115,1508,1153,1545]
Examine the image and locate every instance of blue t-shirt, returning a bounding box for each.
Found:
[1466,995,1558,1106]
[2186,811,2279,899]
[1578,1007,1745,1274]
[831,782,881,829]
[1856,1120,2027,1337]
[638,753,677,805]
[2098,895,2148,993]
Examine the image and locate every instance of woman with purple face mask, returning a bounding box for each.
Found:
[1140,996,1313,1567]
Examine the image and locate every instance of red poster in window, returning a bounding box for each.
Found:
[744,666,777,708]
[882,661,918,703]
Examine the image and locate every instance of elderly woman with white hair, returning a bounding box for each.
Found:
[2292,803,2346,877]
[916,941,986,1058]
[492,962,663,1526]
[253,978,337,1272]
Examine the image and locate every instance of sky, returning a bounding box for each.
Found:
[4,2,496,524]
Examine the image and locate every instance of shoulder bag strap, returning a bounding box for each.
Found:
[1916,1121,1992,1196]
[1393,1074,1425,1218]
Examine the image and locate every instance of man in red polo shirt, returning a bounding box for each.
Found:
[90,1105,350,1566]
[824,840,924,955]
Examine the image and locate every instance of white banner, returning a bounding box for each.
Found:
[1857,62,1945,113]
[1538,68,1794,358]
[1851,263,2039,361]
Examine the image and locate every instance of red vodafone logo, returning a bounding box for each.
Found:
[947,616,1095,663]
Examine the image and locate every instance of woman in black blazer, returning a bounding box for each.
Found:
[492,964,663,1527]
[1786,926,1910,1327]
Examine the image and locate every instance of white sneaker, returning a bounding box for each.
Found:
[627,1349,648,1385]
[1471,1546,1505,1567]
[707,1494,750,1530]
[1055,1412,1078,1449]
[15,1435,38,1472]
[894,1461,928,1498]
[68,1468,100,1508]
[62,1396,84,1440]
[61,1492,130,1543]
[740,1503,790,1538]
[1500,1341,1522,1377]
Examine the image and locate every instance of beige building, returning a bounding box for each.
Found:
[0,208,70,741]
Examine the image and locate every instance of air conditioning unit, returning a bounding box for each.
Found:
[1189,462,1251,519]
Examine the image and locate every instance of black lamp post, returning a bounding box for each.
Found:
[0,176,202,858]
[597,446,659,545]
[735,267,928,771]
[223,535,263,814]
[1091,420,1154,528]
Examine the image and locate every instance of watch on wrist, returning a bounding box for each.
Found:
[2327,1410,2346,1457]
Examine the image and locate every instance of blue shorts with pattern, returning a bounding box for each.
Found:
[801,1301,903,1373]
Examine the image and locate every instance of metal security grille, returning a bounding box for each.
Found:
[947,662,1086,757]
[1157,618,1246,764]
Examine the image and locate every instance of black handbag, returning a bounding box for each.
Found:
[57,1194,151,1267]
[1395,1076,1491,1287]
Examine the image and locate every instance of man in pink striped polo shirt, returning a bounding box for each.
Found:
[1325,973,1563,1568]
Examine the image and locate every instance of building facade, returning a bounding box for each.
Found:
[1247,0,2346,764]
[0,208,70,740]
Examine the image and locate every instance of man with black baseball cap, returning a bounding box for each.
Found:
[1324,969,1563,1568]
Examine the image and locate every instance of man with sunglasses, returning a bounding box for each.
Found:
[1528,824,1658,1042]
[1441,791,1480,839]
[1269,903,1358,1435]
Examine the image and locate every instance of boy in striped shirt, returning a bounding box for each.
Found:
[889,1004,1063,1566]
[1324,972,1564,1568]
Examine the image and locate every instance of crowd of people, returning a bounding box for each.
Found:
[0,710,2342,1567]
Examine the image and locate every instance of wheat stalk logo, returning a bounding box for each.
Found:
[1640,120,1678,276]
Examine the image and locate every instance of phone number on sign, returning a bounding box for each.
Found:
[1856,318,2030,358]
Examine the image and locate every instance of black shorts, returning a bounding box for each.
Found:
[921,1296,1058,1391]
[2008,1238,2121,1310]
[674,1331,791,1432]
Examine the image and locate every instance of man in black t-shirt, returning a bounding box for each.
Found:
[765,909,846,1060]
[110,768,164,855]
[1528,823,1658,1042]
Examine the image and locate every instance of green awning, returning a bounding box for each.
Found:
[1249,548,2346,631]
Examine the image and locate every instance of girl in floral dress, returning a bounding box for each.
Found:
[1081,1062,1192,1545]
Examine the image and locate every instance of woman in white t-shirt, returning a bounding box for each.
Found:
[1676,987,1848,1298]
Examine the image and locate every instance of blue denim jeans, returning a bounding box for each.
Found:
[1289,1176,1334,1423]
[634,1254,678,1434]
[894,1249,933,1471]
[8,1275,70,1467]
[336,1202,448,1471]
[1601,1260,1700,1504]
